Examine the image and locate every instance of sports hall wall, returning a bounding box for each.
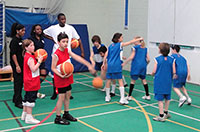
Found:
[5,0,149,72]
[5,0,200,84]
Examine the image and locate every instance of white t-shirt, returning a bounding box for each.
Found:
[44,24,80,54]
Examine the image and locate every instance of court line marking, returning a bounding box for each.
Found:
[0,103,153,132]
[79,78,200,109]
[75,78,200,120]
[2,102,200,132]
[121,103,200,132]
[78,120,103,132]
[78,73,200,129]
[0,102,118,122]
[1,73,199,131]
[76,74,153,132]
[0,77,89,92]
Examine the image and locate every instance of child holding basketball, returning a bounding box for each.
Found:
[152,43,176,122]
[171,45,192,107]
[51,32,96,125]
[102,33,143,104]
[122,36,150,101]
[21,39,43,124]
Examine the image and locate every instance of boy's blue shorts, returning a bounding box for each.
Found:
[106,72,122,79]
[131,75,146,80]
[154,94,171,101]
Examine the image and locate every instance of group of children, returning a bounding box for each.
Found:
[91,34,192,122]
[19,26,192,124]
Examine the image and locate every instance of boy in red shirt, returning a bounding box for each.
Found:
[51,32,96,125]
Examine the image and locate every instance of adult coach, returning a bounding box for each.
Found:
[43,13,85,100]
[9,23,25,109]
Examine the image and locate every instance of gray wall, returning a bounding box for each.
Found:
[5,0,148,71]
[61,0,148,71]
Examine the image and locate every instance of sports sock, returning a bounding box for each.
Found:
[164,111,168,114]
[159,114,164,117]
[111,84,116,93]
[129,84,134,96]
[143,84,149,96]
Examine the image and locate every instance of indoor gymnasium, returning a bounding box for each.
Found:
[0,0,200,132]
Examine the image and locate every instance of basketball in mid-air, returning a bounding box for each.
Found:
[71,38,79,49]
[60,61,74,76]
[34,49,48,62]
[92,77,103,88]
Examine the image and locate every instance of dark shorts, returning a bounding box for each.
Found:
[131,75,146,80]
[23,91,38,103]
[57,85,72,94]
[39,62,46,70]
[95,62,103,71]
[106,72,122,79]
[154,94,171,101]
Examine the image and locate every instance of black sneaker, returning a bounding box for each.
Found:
[70,96,74,100]
[63,114,77,122]
[54,117,70,125]
[110,93,115,97]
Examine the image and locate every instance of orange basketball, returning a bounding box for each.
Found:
[92,77,103,88]
[71,38,79,49]
[34,49,48,62]
[60,61,74,75]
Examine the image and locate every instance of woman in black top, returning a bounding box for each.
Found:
[9,23,25,109]
[29,24,47,99]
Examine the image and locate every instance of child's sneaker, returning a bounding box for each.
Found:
[55,117,70,125]
[142,95,151,100]
[187,97,192,105]
[125,96,132,101]
[25,115,40,124]
[105,96,111,102]
[21,112,27,121]
[119,98,129,105]
[110,92,115,97]
[164,113,171,119]
[62,114,77,122]
[178,96,187,107]
[37,93,45,99]
[153,116,165,122]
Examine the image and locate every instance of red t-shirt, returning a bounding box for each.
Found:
[23,52,40,91]
[54,48,73,88]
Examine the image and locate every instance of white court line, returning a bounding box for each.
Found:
[79,79,200,109]
[0,77,90,92]
[0,85,52,92]
[0,103,153,132]
[75,80,200,122]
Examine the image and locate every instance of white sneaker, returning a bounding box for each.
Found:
[164,113,171,119]
[153,116,165,122]
[125,96,132,101]
[105,96,111,102]
[142,95,151,100]
[178,96,187,107]
[21,112,27,121]
[25,116,40,124]
[187,97,192,105]
[119,98,129,105]
[37,93,45,99]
